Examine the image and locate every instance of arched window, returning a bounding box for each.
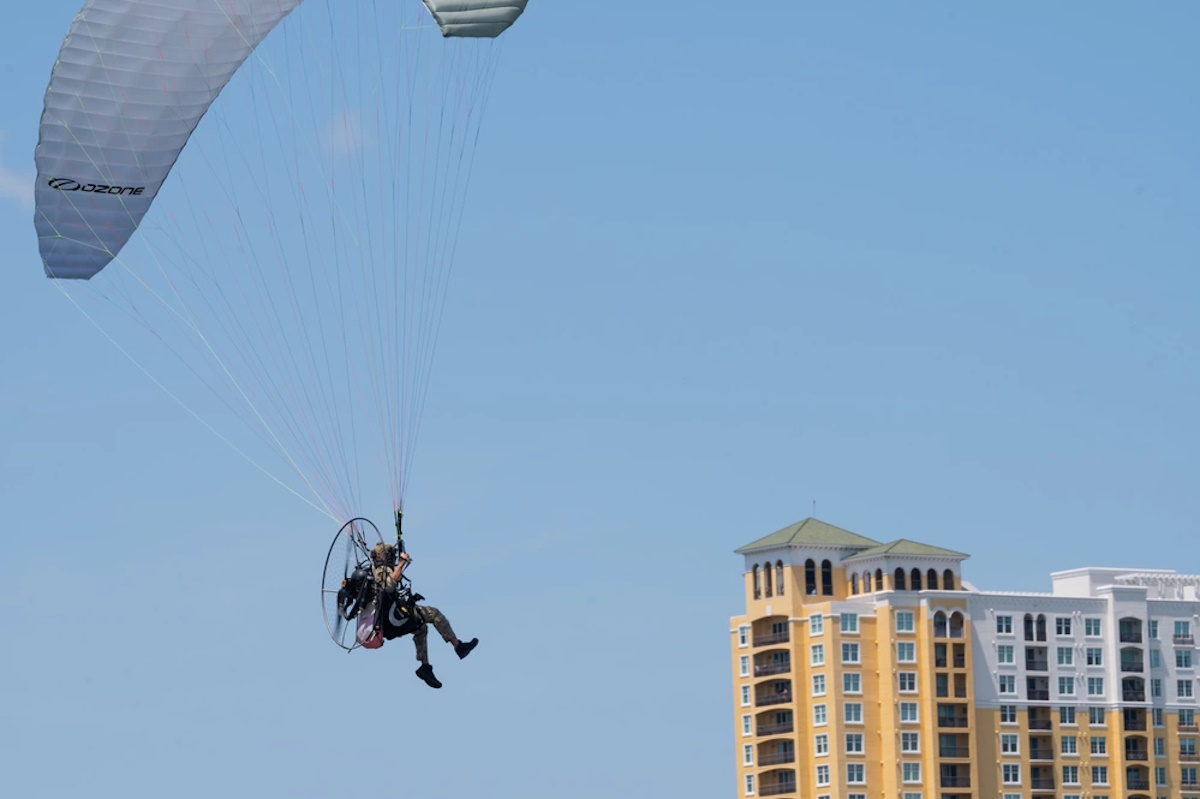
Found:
[776,560,785,596]
[752,565,761,599]
[1024,613,1035,641]
[894,568,907,591]
[764,562,773,598]
[805,559,817,595]
[927,569,939,590]
[864,571,873,592]
[821,560,834,596]
[851,573,859,595]
[943,569,955,591]
[1036,614,1047,642]
[875,568,884,590]
[950,612,965,638]
[911,568,923,591]
[934,612,948,637]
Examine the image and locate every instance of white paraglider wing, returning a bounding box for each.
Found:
[34,0,303,279]
[421,0,528,38]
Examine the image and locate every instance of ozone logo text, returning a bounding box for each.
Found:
[48,178,146,196]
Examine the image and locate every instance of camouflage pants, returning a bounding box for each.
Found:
[412,605,456,662]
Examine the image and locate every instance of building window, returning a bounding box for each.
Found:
[1087,647,1103,666]
[844,703,863,724]
[743,744,753,765]
[813,704,827,726]
[1059,676,1075,696]
[776,560,785,596]
[1179,650,1194,669]
[1002,764,1021,784]
[1000,705,1018,724]
[1088,677,1104,696]
[764,562,773,597]
[898,672,917,693]
[1153,678,1163,698]
[843,673,861,694]
[896,611,914,632]
[900,702,919,723]
[996,614,1013,634]
[845,733,863,753]
[842,643,860,664]
[998,644,1014,664]
[1085,618,1101,636]
[1088,707,1105,726]
[1151,649,1161,668]
[740,655,749,677]
[897,642,916,663]
[1058,646,1074,666]
[738,625,749,647]
[851,573,859,594]
[1061,735,1077,755]
[847,763,865,783]
[742,715,752,736]
[814,734,828,755]
[812,674,826,696]
[810,614,824,636]
[741,685,750,706]
[999,675,1015,694]
[902,762,921,783]
[1149,619,1158,638]
[1062,765,1079,785]
[1179,680,1194,698]
[811,644,825,666]
[744,773,754,796]
[1001,733,1020,754]
[805,559,817,595]
[1091,765,1108,785]
[901,732,920,753]
[1056,617,1072,636]
[816,764,830,786]
[840,613,858,633]
[1060,706,1076,725]
[1091,735,1106,755]
[1157,766,1168,786]
[820,560,834,595]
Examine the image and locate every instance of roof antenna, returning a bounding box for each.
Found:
[812,499,816,518]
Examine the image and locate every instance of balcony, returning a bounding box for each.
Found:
[760,783,796,797]
[758,751,795,766]
[1120,631,1143,644]
[1181,723,1199,733]
[953,654,966,668]
[1028,689,1050,701]
[1031,778,1056,790]
[1125,750,1149,761]
[1181,751,1200,762]
[1029,749,1055,762]
[755,662,791,677]
[1029,718,1053,730]
[940,776,971,788]
[1127,778,1150,790]
[1123,690,1147,702]
[938,718,970,728]
[1125,719,1148,731]
[756,692,792,707]
[939,746,971,758]
[1176,635,1196,646]
[757,721,794,736]
[1026,659,1049,672]
[753,631,789,647]
[1122,661,1145,673]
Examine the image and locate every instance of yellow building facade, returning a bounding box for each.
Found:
[732,517,1200,799]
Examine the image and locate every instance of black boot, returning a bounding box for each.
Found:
[455,638,479,660]
[415,662,442,689]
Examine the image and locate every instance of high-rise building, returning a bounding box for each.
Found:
[731,516,1200,799]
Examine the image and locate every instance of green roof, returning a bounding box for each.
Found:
[735,517,881,554]
[843,538,969,562]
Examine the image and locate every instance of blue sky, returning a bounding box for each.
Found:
[2,3,1199,797]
